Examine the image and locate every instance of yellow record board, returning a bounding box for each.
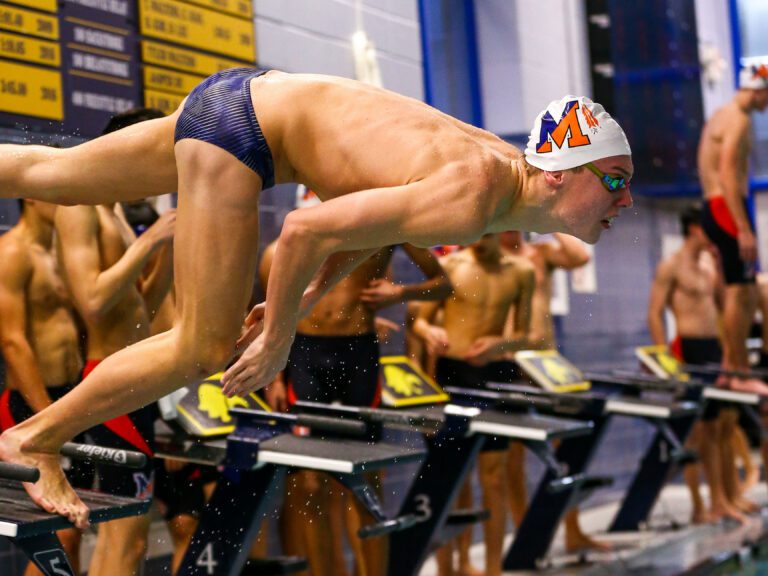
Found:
[514,350,592,393]
[141,40,248,76]
[380,356,449,408]
[183,0,251,19]
[139,0,255,61]
[1,0,258,135]
[0,30,60,66]
[0,59,62,119]
[0,3,58,39]
[635,345,690,381]
[4,0,56,13]
[144,87,184,114]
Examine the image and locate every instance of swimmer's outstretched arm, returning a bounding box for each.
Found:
[221,169,488,396]
[236,246,381,353]
[301,248,382,310]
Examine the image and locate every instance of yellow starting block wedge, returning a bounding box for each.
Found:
[176,373,271,437]
[379,356,449,408]
[514,350,592,393]
[635,345,690,381]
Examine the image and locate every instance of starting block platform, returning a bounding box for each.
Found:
[0,479,149,539]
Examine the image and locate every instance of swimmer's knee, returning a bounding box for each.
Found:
[174,332,235,378]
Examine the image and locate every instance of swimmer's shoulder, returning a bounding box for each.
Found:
[500,253,535,276]
[0,228,33,277]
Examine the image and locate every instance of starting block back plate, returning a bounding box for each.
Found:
[470,411,593,442]
[257,434,424,474]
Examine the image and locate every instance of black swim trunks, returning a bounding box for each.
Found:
[679,337,722,366]
[154,460,218,521]
[285,333,381,408]
[702,197,756,284]
[82,359,156,499]
[435,357,518,451]
[175,68,275,189]
[0,383,94,489]
[679,337,723,421]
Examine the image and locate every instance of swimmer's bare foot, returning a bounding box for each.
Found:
[691,508,715,525]
[565,531,613,554]
[456,565,483,576]
[710,501,748,524]
[0,429,89,529]
[729,377,768,396]
[733,496,760,514]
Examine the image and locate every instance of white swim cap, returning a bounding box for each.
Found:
[739,63,768,90]
[524,96,631,171]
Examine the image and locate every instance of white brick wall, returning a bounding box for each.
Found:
[254,0,423,99]
[695,0,735,118]
[476,0,591,135]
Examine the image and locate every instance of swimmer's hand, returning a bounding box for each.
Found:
[264,376,288,412]
[374,316,401,344]
[361,279,404,309]
[421,325,450,357]
[234,303,266,355]
[738,229,758,264]
[222,333,291,397]
[464,336,505,366]
[144,209,177,247]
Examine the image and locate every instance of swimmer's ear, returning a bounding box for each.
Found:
[543,170,566,188]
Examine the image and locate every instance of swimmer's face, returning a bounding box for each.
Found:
[688,224,710,250]
[753,88,768,111]
[555,155,634,244]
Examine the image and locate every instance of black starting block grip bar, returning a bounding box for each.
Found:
[230,408,368,436]
[61,442,147,469]
[691,364,768,380]
[295,414,368,436]
[358,513,421,539]
[0,461,40,483]
[585,372,695,391]
[611,370,702,387]
[294,400,445,429]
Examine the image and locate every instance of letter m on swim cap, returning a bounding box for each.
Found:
[536,100,591,154]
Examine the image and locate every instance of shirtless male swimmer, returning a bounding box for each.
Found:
[698,63,768,391]
[0,69,633,527]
